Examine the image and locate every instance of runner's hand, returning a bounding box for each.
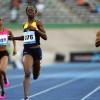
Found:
[13,50,17,56]
[8,36,13,40]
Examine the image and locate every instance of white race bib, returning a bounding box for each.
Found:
[0,34,8,45]
[24,31,36,44]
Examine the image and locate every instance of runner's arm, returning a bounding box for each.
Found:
[9,31,16,55]
[36,21,47,40]
[9,35,24,41]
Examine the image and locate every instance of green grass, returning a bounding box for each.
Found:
[4,22,100,29]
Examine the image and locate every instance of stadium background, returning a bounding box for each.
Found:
[1,0,99,68]
[1,0,100,100]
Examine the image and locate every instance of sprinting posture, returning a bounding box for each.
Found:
[0,18,16,99]
[10,4,47,100]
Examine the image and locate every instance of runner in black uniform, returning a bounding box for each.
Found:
[9,4,47,100]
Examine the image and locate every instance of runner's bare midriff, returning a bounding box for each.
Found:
[30,45,40,49]
[0,46,6,51]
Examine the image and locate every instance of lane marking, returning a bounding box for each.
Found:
[20,71,99,100]
[4,79,41,91]
[21,78,79,100]
[8,75,23,79]
[5,83,23,90]
[81,85,100,100]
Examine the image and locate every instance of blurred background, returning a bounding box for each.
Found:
[0,1,100,99]
[0,0,100,69]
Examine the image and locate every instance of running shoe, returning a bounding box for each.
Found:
[33,73,40,80]
[25,96,29,100]
[4,78,9,88]
[0,92,5,99]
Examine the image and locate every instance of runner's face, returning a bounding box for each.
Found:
[27,8,35,17]
[0,18,3,26]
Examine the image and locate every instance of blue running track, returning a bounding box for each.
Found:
[2,63,100,100]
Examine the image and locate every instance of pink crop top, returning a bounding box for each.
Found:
[0,28,9,35]
[0,28,9,45]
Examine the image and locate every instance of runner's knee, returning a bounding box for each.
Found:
[0,70,3,75]
[24,72,31,78]
[0,70,5,75]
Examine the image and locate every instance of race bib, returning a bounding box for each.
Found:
[0,34,8,45]
[24,31,36,44]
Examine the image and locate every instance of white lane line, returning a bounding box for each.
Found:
[0,75,23,91]
[21,78,79,100]
[8,75,23,79]
[18,67,99,100]
[5,79,40,91]
[20,71,98,100]
[5,83,23,90]
[81,85,100,100]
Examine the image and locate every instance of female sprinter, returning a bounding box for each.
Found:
[0,18,16,99]
[10,4,47,100]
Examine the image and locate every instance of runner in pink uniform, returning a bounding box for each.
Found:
[0,18,16,99]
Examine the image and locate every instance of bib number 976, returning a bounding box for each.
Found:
[24,31,36,44]
[25,35,34,40]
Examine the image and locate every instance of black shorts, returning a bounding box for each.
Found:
[0,50,9,59]
[23,47,42,60]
